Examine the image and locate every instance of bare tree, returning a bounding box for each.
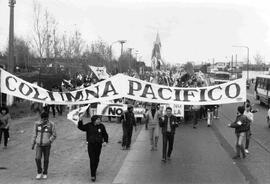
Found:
[61,29,84,60]
[31,0,58,60]
[253,53,264,65]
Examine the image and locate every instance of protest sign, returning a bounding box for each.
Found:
[96,103,145,117]
[160,104,184,117]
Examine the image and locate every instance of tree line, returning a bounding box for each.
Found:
[0,0,145,75]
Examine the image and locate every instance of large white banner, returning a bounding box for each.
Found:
[0,69,246,105]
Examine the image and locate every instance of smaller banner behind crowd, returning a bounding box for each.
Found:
[160,104,184,117]
[96,103,146,118]
[0,68,246,105]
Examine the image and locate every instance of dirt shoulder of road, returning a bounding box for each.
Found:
[0,113,142,184]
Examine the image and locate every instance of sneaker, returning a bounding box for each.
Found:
[91,176,96,182]
[122,146,126,150]
[207,124,211,127]
[42,174,47,179]
[161,158,166,162]
[193,126,197,129]
[167,156,171,161]
[245,149,249,154]
[36,174,42,180]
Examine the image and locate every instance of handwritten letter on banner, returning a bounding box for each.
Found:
[0,69,246,105]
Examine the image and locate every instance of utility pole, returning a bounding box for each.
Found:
[128,48,133,70]
[5,0,16,107]
[8,0,16,74]
[232,45,249,80]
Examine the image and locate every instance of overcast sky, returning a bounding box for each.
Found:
[0,0,270,66]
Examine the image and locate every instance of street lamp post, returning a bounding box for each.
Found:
[110,40,127,59]
[119,40,126,56]
[8,0,16,73]
[232,45,249,80]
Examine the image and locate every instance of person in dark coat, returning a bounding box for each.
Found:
[159,107,178,162]
[228,106,250,159]
[120,105,137,150]
[78,115,108,182]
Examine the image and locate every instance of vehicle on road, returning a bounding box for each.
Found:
[255,74,270,106]
[209,71,231,85]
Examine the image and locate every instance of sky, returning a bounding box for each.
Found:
[0,0,270,66]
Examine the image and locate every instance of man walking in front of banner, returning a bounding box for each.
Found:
[31,111,56,180]
[145,104,162,151]
[228,106,250,159]
[159,107,178,162]
[120,105,137,150]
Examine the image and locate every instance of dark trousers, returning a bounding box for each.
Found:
[0,128,9,146]
[122,126,133,148]
[56,105,62,115]
[162,132,175,159]
[88,143,102,177]
[245,130,251,149]
[35,145,51,174]
[193,110,200,127]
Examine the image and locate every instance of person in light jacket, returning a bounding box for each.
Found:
[78,115,108,182]
[31,111,56,180]
[145,104,162,151]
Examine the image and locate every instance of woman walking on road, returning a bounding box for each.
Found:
[0,106,11,149]
[78,115,108,182]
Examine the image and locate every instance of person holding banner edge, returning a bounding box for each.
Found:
[77,115,108,182]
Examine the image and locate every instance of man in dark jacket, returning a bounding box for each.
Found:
[120,105,137,150]
[159,107,178,162]
[78,115,108,182]
[228,106,250,159]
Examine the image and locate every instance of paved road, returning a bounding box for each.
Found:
[113,122,246,184]
[113,87,270,184]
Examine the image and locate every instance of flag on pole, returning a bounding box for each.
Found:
[67,104,90,125]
